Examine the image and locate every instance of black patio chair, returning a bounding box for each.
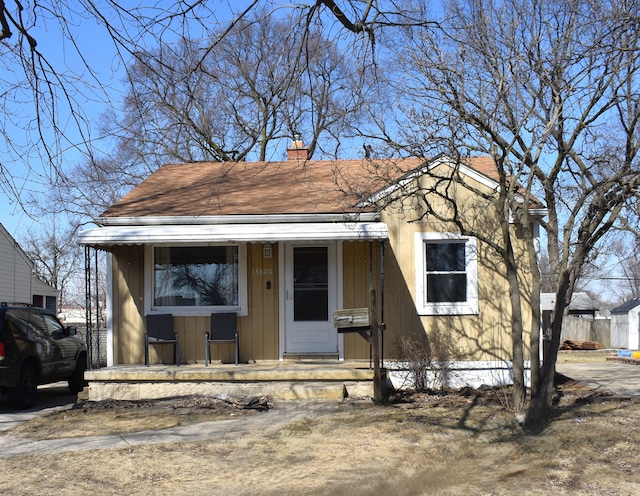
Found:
[145,314,179,366]
[205,312,239,366]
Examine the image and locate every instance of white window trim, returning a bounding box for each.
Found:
[144,244,248,317]
[414,232,478,315]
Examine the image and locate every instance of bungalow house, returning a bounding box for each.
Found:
[77,141,544,387]
[0,222,59,310]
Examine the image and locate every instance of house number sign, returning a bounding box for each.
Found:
[252,268,273,275]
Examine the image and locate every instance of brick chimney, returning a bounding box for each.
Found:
[287,134,309,161]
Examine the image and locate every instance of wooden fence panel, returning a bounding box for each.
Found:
[561,318,610,348]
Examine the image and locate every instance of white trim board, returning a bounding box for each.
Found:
[78,222,388,246]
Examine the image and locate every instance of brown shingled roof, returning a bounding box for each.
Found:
[102,158,408,218]
[101,156,537,219]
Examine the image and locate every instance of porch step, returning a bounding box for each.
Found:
[282,353,340,362]
[84,363,375,402]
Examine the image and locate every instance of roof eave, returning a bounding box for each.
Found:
[95,212,380,227]
[77,221,389,247]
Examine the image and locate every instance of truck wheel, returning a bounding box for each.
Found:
[68,357,88,394]
[9,364,38,409]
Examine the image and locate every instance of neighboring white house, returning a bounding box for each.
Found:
[610,298,640,350]
[58,305,87,325]
[0,222,59,310]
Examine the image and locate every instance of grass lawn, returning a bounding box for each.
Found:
[0,351,637,496]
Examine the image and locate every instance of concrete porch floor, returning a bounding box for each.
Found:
[83,361,376,402]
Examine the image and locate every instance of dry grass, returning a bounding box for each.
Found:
[10,397,258,440]
[1,351,638,496]
[556,350,613,364]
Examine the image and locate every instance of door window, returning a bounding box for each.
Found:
[293,246,329,321]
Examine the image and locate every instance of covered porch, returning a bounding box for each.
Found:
[77,215,389,367]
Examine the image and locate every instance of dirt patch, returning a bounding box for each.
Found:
[14,383,609,442]
[10,395,271,440]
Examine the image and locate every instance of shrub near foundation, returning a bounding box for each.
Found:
[396,330,471,391]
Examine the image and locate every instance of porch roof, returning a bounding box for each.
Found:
[77,221,389,247]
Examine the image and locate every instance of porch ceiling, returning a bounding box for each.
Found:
[77,221,389,247]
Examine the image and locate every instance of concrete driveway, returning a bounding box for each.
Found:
[0,382,77,432]
[556,362,640,397]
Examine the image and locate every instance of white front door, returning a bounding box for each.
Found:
[284,242,338,354]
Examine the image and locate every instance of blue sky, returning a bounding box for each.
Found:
[1,6,118,238]
[0,1,632,306]
[0,1,247,240]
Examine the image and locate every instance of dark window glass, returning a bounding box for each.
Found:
[154,246,239,307]
[4,311,36,338]
[427,274,467,302]
[45,296,57,312]
[27,310,51,337]
[42,313,65,336]
[294,247,329,321]
[425,242,467,303]
[8,309,48,338]
[426,242,465,271]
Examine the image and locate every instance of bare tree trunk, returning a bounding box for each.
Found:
[503,230,527,412]
[529,276,542,398]
[527,228,542,398]
[524,270,570,432]
[507,264,527,412]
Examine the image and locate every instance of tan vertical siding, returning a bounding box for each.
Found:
[111,245,145,364]
[341,242,362,359]
[111,243,281,365]
[245,243,279,361]
[382,241,426,358]
[341,241,383,360]
[173,315,201,363]
[377,162,534,363]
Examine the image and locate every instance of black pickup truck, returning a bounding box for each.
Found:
[0,303,87,408]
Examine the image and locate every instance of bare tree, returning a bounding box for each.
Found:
[38,8,373,226]
[611,195,640,301]
[14,3,379,330]
[19,219,82,306]
[603,237,640,301]
[30,153,143,224]
[106,10,368,167]
[378,0,640,428]
[2,1,390,207]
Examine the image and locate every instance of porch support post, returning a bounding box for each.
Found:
[94,248,101,369]
[380,240,385,368]
[84,246,94,370]
[369,288,383,402]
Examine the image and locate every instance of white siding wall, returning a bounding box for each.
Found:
[611,314,630,349]
[611,308,640,350]
[630,307,640,350]
[0,224,33,304]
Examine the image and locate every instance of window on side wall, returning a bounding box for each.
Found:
[147,245,247,316]
[415,233,478,315]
